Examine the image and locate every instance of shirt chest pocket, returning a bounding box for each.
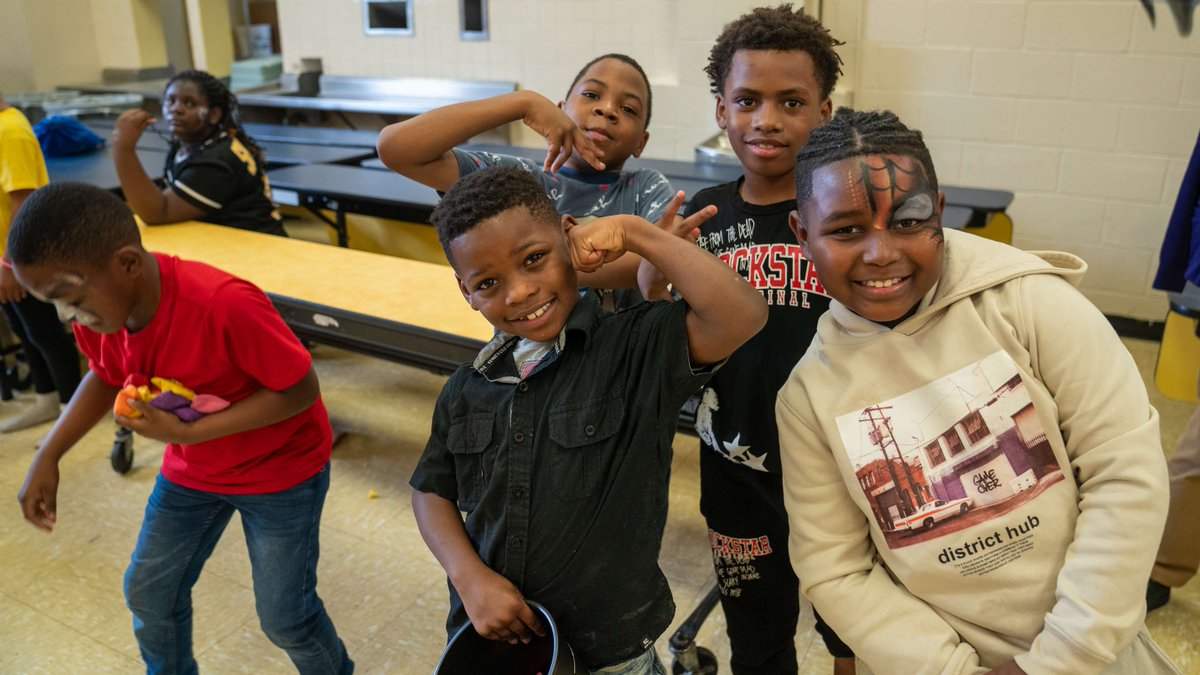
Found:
[447,413,495,511]
[548,392,624,501]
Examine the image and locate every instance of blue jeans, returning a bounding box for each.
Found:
[124,464,352,674]
[592,647,666,675]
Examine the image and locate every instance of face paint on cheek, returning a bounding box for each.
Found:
[50,299,101,328]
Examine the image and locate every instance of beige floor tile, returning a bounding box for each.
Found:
[6,542,128,637]
[0,592,142,674]
[197,624,313,674]
[87,565,259,660]
[348,636,434,675]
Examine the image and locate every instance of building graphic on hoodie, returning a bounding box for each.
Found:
[835,350,1064,551]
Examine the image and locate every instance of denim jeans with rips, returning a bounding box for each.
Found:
[124,463,352,674]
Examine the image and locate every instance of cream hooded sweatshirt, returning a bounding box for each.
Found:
[777,229,1175,675]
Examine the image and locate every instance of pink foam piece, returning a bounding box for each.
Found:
[151,391,191,411]
[191,394,230,414]
[174,407,205,422]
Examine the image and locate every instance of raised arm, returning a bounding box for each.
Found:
[376,90,602,191]
[111,110,206,225]
[568,214,766,364]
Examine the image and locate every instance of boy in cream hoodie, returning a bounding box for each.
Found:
[776,109,1179,675]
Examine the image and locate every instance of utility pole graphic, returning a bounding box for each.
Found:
[861,405,927,516]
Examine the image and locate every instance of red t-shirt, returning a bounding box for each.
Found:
[75,254,332,494]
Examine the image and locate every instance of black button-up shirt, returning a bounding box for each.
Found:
[410,292,713,667]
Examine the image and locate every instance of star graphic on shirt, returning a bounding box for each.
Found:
[723,434,768,472]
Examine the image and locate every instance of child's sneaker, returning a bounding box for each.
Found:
[0,392,60,433]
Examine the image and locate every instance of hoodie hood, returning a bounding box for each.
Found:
[827,229,1087,338]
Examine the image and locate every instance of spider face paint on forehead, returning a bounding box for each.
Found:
[792,153,945,324]
[855,157,943,242]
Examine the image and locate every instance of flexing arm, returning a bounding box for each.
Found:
[411,490,544,643]
[111,110,205,224]
[377,90,602,191]
[18,371,122,531]
[574,191,715,293]
[116,367,321,446]
[568,214,766,364]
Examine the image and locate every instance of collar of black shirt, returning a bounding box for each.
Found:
[472,289,602,382]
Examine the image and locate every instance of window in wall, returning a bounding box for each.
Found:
[364,0,414,36]
[963,410,989,445]
[460,0,488,41]
[925,441,945,467]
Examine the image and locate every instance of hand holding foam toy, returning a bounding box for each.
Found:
[113,374,230,422]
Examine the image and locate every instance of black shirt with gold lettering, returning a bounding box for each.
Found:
[164,132,286,236]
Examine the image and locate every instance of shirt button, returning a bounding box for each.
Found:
[511,537,524,549]
[512,486,525,498]
[585,424,596,436]
[514,432,525,443]
[518,382,528,392]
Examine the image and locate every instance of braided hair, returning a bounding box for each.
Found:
[164,70,267,169]
[705,4,844,98]
[794,108,938,207]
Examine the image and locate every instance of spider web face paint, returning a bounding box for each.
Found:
[854,157,942,243]
[798,153,946,324]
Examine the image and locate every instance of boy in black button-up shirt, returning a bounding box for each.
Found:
[410,166,767,672]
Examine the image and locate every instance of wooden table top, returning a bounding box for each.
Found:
[140,222,493,342]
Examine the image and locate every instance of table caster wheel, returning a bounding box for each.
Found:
[111,428,133,474]
[672,646,717,675]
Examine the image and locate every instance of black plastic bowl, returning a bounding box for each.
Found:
[433,601,585,675]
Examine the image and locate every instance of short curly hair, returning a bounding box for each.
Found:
[794,108,938,208]
[705,4,844,99]
[431,166,561,263]
[566,53,653,129]
[7,182,141,269]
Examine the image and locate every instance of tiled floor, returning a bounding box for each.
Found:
[0,338,1195,674]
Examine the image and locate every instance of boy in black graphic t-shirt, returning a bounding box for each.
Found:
[680,6,853,674]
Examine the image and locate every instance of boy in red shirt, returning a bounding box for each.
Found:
[13,182,352,674]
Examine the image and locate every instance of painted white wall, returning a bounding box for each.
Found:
[0,0,102,94]
[275,0,769,161]
[276,0,1196,320]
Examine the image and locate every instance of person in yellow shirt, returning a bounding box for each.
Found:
[0,94,81,431]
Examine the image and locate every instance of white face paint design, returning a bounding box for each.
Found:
[38,273,102,328]
[195,107,209,119]
[893,192,934,224]
[51,299,101,328]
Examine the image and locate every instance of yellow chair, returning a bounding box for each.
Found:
[1155,288,1200,403]
[966,211,1014,245]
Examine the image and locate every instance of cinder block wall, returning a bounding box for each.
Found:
[277,0,1199,320]
[854,1,1199,320]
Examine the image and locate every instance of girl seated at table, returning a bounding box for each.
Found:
[112,69,286,236]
